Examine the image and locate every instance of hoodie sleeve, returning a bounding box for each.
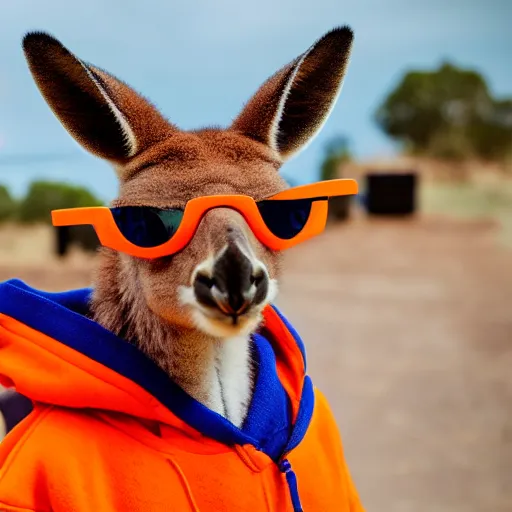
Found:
[308,388,366,511]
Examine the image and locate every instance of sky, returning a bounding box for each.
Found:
[0,0,511,201]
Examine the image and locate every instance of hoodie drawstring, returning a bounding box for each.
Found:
[278,459,303,512]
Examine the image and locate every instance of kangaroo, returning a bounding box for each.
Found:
[0,27,364,511]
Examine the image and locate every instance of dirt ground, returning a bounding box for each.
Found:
[0,217,511,512]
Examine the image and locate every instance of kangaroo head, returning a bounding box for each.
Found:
[22,28,353,343]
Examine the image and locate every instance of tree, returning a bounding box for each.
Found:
[375,62,512,161]
[19,181,103,224]
[469,99,512,160]
[319,136,353,221]
[0,186,17,222]
[320,136,352,181]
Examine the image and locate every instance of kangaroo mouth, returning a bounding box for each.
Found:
[178,281,277,339]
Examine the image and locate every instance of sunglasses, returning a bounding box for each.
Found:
[51,179,358,259]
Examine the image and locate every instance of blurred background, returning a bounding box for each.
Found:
[1,1,512,511]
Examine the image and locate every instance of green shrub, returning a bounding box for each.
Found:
[375,62,512,161]
[0,185,17,223]
[18,181,103,224]
[320,136,352,181]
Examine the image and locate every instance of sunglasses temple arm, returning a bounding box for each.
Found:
[51,209,102,228]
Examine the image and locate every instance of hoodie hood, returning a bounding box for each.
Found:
[0,279,314,462]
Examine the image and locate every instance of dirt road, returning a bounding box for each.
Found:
[0,217,511,512]
[278,218,512,512]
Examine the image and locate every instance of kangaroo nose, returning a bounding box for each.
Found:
[193,240,269,317]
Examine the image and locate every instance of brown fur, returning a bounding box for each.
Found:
[22,26,354,421]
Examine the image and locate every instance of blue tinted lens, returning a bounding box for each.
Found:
[257,198,313,240]
[110,207,184,248]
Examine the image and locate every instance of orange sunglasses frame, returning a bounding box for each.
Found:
[52,179,358,259]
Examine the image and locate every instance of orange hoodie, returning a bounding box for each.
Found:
[0,279,363,512]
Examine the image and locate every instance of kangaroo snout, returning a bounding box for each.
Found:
[193,239,269,321]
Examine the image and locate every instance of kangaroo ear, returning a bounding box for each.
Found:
[22,32,174,162]
[232,26,354,161]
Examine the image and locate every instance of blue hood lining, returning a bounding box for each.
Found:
[0,279,314,460]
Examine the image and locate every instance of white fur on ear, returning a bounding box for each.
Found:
[269,44,350,161]
[80,62,138,157]
[268,52,309,158]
